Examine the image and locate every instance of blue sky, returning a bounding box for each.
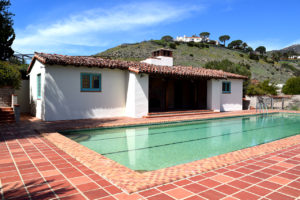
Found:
[11,0,300,55]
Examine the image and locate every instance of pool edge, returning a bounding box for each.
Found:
[40,111,300,193]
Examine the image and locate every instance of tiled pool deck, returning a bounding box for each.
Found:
[1,110,300,199]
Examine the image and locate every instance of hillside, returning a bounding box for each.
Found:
[281,44,300,54]
[97,41,298,83]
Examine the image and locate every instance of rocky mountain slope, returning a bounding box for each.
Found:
[281,44,300,54]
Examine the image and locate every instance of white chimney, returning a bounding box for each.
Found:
[141,49,173,67]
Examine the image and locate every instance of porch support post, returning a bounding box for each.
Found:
[207,79,221,112]
[125,72,149,118]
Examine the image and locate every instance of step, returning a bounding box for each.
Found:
[0,107,13,112]
[148,109,213,116]
[0,111,14,115]
[0,120,15,124]
[0,115,15,120]
[144,111,216,118]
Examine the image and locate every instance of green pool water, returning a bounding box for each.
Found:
[62,113,300,171]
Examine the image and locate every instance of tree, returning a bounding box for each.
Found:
[219,35,230,46]
[199,32,210,42]
[245,46,253,53]
[242,42,248,50]
[255,46,266,56]
[228,40,243,49]
[161,35,173,42]
[0,60,21,88]
[0,0,15,60]
[282,77,300,94]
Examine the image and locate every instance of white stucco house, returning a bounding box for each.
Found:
[175,35,219,45]
[27,49,247,121]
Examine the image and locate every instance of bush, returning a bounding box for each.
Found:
[0,61,21,89]
[174,41,181,45]
[281,63,297,72]
[282,77,300,94]
[187,41,195,47]
[207,40,216,45]
[249,52,259,60]
[246,80,277,96]
[169,43,176,49]
[151,40,167,47]
[189,54,194,57]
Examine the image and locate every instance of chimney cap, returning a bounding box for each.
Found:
[152,48,173,57]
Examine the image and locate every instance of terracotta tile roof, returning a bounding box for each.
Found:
[28,52,248,79]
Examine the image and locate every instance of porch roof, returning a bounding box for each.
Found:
[27,52,248,80]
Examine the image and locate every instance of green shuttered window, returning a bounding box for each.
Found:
[222,81,231,93]
[81,73,101,92]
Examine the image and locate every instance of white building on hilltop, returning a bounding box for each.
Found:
[175,35,219,45]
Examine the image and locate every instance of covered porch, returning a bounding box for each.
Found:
[149,76,208,113]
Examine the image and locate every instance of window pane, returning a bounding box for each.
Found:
[82,75,90,88]
[92,75,100,89]
[222,83,226,91]
[37,74,41,98]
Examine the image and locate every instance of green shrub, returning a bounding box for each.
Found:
[249,52,259,60]
[281,63,297,72]
[282,77,300,94]
[169,43,176,49]
[207,40,216,45]
[0,61,21,89]
[187,41,195,47]
[151,40,167,47]
[174,41,181,45]
[246,80,277,96]
[189,54,194,57]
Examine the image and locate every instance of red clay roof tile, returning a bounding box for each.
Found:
[27,52,247,80]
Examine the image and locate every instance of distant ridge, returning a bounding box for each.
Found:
[281,44,300,54]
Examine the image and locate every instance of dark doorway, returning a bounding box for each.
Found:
[149,76,207,112]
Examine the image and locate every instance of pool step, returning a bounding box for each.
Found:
[144,110,215,118]
[0,107,15,124]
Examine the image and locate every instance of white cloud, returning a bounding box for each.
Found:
[13,2,202,55]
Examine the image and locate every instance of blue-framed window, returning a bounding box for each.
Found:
[37,74,41,98]
[222,81,231,93]
[81,73,101,92]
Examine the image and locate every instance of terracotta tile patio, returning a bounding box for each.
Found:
[0,110,300,199]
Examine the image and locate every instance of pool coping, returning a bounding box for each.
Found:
[40,110,300,193]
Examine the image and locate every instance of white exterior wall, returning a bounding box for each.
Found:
[125,72,149,118]
[15,80,30,113]
[220,79,243,111]
[141,56,173,67]
[43,65,128,121]
[29,60,45,119]
[207,79,243,112]
[207,79,221,111]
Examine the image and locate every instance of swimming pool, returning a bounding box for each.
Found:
[62,113,300,171]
